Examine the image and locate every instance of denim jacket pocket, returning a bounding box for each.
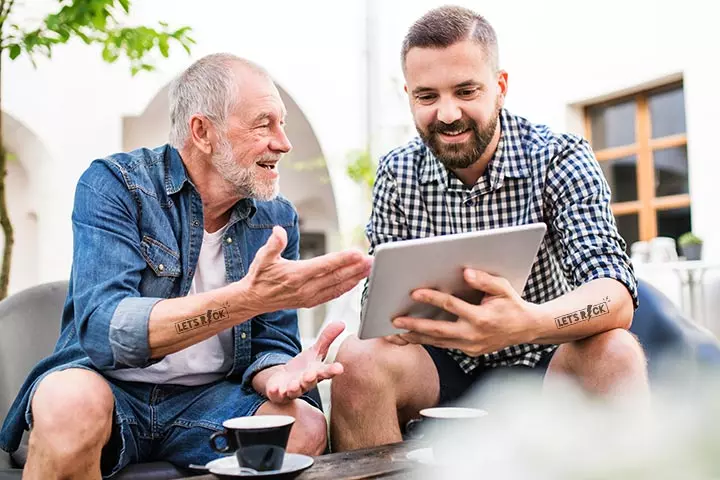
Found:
[139,235,181,298]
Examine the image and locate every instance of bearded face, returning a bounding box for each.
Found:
[416,97,501,170]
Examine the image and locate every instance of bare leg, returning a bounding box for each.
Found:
[330,336,440,452]
[545,328,649,403]
[255,399,327,456]
[23,369,114,480]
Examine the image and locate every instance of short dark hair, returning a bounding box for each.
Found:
[401,5,499,72]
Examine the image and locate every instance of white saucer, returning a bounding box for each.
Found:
[206,453,314,478]
[406,447,435,465]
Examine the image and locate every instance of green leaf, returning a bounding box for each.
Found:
[158,35,169,57]
[75,30,92,44]
[101,44,119,63]
[8,44,21,59]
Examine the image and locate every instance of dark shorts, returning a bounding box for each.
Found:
[25,364,319,478]
[423,346,557,407]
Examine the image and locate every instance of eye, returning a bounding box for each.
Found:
[457,88,478,98]
[416,93,437,104]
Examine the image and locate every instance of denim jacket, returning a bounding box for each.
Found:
[0,145,302,452]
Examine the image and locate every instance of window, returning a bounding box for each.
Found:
[584,82,690,251]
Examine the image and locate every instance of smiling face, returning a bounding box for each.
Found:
[212,68,291,201]
[404,39,507,170]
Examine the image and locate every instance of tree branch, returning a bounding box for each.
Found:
[0,0,15,28]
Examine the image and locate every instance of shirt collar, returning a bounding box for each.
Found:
[418,109,531,191]
[164,145,257,220]
[164,145,190,195]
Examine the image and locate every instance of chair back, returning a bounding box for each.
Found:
[631,280,720,380]
[0,281,68,423]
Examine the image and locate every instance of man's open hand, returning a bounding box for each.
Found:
[264,321,346,404]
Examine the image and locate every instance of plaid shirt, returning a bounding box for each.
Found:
[363,109,638,373]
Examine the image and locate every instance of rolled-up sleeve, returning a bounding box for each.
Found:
[109,297,163,367]
[544,138,639,308]
[241,214,303,389]
[71,161,161,369]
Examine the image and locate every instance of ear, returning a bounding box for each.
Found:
[497,70,509,108]
[189,114,215,155]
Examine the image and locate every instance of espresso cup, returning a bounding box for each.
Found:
[209,415,295,472]
[407,407,487,464]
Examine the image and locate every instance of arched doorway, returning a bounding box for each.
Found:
[1,113,46,295]
[123,81,341,340]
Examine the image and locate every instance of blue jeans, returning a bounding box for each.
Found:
[24,365,319,478]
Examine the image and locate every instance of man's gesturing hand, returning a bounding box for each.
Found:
[241,226,372,313]
[264,321,346,404]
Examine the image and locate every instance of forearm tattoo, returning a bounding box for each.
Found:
[555,297,611,329]
[175,305,230,334]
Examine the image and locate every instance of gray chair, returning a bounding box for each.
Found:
[629,280,720,386]
[0,281,196,479]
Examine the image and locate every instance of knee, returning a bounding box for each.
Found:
[31,369,114,450]
[332,335,393,392]
[286,401,327,456]
[576,328,647,374]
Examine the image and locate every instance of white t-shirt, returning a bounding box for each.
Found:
[108,224,234,386]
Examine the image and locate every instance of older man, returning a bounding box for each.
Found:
[0,53,372,479]
[331,6,648,451]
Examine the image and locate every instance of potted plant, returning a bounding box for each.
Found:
[678,232,703,261]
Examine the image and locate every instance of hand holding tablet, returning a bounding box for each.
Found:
[358,223,546,340]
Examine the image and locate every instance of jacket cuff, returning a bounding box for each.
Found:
[109,297,163,368]
[242,352,294,392]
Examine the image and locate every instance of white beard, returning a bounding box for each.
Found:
[212,135,280,202]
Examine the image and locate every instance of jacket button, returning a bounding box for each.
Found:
[193,220,199,227]
[240,332,247,339]
[226,237,233,244]
[158,264,165,272]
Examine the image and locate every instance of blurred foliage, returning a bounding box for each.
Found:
[1,0,194,74]
[285,155,330,184]
[346,148,377,197]
[678,231,702,246]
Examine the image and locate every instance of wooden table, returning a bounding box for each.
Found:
[184,441,424,480]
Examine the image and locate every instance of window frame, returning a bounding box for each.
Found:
[583,80,690,241]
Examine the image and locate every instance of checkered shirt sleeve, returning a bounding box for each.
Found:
[543,137,638,308]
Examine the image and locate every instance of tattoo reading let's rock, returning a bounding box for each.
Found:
[175,305,230,334]
[555,297,611,329]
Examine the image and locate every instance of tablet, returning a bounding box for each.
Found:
[358,223,547,339]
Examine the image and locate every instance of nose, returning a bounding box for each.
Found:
[270,127,292,154]
[436,97,462,125]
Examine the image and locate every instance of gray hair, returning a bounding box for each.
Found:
[168,53,268,149]
[401,5,499,72]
